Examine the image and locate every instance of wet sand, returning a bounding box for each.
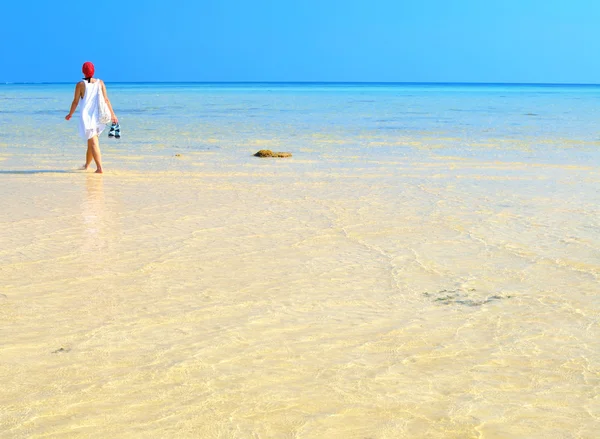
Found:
[0,156,599,438]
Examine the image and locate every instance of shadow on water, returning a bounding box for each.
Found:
[0,170,79,175]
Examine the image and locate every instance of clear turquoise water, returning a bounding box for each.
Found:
[1,83,599,171]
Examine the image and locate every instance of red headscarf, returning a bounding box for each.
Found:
[82,62,95,78]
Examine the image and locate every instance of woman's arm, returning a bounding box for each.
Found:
[100,80,118,124]
[65,82,84,120]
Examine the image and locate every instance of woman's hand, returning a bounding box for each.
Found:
[111,114,119,124]
[65,114,72,121]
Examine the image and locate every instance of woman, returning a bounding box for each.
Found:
[65,62,118,173]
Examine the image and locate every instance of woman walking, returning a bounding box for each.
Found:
[65,62,118,173]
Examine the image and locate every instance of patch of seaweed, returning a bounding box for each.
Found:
[423,288,511,307]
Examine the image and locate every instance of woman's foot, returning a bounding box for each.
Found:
[79,164,89,171]
[95,168,103,174]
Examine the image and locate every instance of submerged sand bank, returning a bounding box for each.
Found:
[1,157,599,438]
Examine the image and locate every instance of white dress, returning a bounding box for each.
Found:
[78,79,106,140]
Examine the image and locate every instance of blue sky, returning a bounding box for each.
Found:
[1,0,599,83]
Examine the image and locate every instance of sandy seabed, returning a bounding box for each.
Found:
[1,156,599,438]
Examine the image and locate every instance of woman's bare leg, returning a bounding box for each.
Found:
[83,141,93,170]
[89,135,103,173]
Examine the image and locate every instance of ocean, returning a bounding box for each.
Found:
[1,83,599,438]
[2,82,600,170]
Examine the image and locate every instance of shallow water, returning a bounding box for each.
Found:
[1,84,599,438]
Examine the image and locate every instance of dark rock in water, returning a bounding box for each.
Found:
[423,288,510,307]
[254,149,292,158]
[52,347,71,354]
[175,154,182,157]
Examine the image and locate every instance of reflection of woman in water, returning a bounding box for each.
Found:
[82,173,105,252]
[65,62,118,174]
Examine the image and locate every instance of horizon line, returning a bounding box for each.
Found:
[2,80,600,86]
